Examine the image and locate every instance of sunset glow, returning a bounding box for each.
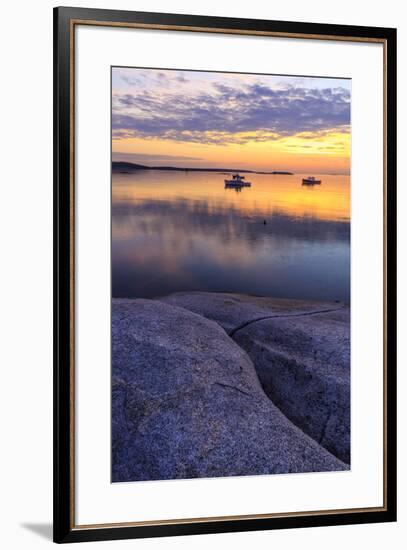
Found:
[112,68,351,174]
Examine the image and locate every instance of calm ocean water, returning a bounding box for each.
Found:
[112,170,350,302]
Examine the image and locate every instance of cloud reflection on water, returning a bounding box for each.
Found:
[112,174,350,302]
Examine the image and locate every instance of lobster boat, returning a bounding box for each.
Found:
[224,174,251,187]
[302,176,321,185]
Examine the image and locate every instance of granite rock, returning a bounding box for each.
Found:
[157,292,350,463]
[233,309,350,463]
[157,291,342,334]
[112,298,347,482]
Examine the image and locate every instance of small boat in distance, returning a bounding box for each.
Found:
[302,176,322,185]
[224,173,252,188]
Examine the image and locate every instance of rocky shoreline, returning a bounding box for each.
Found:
[112,292,350,482]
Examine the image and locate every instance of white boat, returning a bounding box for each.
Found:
[224,174,251,187]
[302,176,321,185]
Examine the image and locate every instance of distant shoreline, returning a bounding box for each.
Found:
[112,161,294,176]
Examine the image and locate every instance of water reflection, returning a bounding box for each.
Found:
[112,171,350,302]
[225,185,245,193]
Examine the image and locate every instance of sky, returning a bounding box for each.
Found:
[112,67,351,174]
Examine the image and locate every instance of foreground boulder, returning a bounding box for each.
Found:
[157,292,350,464]
[112,298,346,482]
[157,291,333,334]
[233,309,350,464]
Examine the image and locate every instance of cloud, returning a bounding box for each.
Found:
[112,79,350,145]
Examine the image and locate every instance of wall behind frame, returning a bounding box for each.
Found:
[0,0,403,549]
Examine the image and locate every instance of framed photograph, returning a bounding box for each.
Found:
[54,6,397,543]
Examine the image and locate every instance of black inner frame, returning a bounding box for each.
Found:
[54,6,397,543]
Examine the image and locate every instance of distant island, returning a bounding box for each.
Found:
[112,161,293,175]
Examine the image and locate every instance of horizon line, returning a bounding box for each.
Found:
[111,160,350,177]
